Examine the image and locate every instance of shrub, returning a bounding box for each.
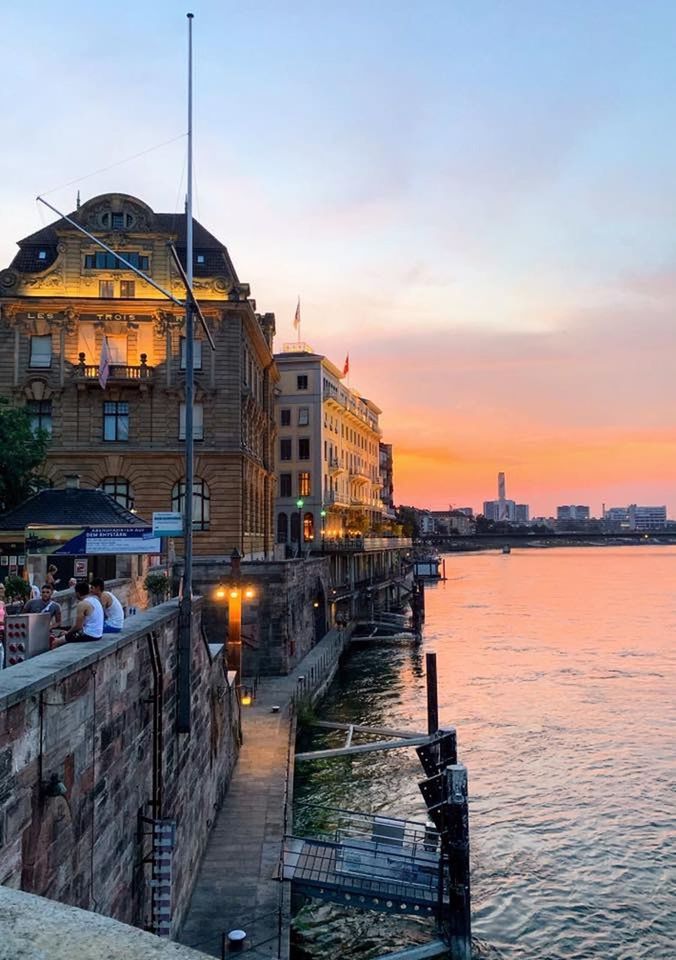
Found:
[4,574,31,602]
[144,570,169,602]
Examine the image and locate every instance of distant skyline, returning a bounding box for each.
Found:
[2,1,676,515]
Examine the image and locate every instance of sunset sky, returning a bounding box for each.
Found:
[2,1,676,516]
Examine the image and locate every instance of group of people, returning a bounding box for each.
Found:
[0,575,125,645]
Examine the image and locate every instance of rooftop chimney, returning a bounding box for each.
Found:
[64,474,80,490]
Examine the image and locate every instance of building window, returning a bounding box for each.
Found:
[280,438,292,461]
[196,253,205,264]
[280,409,291,427]
[99,280,114,298]
[103,401,129,441]
[38,250,47,261]
[101,476,134,511]
[298,438,310,460]
[280,473,292,497]
[111,212,125,230]
[120,280,136,298]
[179,402,204,440]
[106,335,127,364]
[85,251,149,270]
[303,512,315,541]
[298,407,309,426]
[297,375,308,390]
[298,472,311,497]
[276,512,288,543]
[27,399,52,436]
[29,335,52,368]
[172,478,210,531]
[180,337,203,370]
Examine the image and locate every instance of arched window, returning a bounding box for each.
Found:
[101,476,135,511]
[277,512,288,544]
[172,478,210,531]
[303,512,315,541]
[290,512,300,544]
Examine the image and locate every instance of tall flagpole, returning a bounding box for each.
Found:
[178,11,195,734]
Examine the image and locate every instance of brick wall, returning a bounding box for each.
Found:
[0,599,239,936]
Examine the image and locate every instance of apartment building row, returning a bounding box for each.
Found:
[0,192,394,555]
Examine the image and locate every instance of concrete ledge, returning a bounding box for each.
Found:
[0,886,212,959]
[0,598,201,710]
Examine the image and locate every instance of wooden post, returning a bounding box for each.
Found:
[444,764,471,960]
[426,652,439,735]
[438,727,457,766]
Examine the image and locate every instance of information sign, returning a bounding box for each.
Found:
[152,512,184,538]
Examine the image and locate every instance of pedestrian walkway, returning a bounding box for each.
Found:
[179,629,348,959]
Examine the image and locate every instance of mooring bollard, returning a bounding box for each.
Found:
[444,763,471,960]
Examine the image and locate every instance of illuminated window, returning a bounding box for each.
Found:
[99,280,114,298]
[101,476,134,511]
[120,280,135,298]
[298,472,311,497]
[172,478,210,530]
[29,335,52,368]
[27,400,52,436]
[303,512,314,541]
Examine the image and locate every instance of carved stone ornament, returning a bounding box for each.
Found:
[0,269,18,290]
[0,302,20,321]
[213,277,232,294]
[153,310,181,337]
[24,272,64,289]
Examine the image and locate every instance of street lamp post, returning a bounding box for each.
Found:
[296,498,304,553]
[215,548,256,698]
[320,508,327,552]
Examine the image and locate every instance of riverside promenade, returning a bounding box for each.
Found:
[179,628,349,959]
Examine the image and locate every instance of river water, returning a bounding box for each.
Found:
[293,547,676,959]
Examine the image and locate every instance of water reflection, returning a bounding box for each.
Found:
[293,548,676,959]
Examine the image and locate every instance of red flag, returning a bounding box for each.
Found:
[343,353,349,377]
[99,336,111,390]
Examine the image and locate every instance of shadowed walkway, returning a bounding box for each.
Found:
[179,630,347,959]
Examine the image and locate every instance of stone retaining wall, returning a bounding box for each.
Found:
[0,599,240,936]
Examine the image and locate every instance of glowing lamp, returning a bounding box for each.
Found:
[244,587,255,599]
[214,585,226,600]
[240,691,252,707]
[230,589,239,599]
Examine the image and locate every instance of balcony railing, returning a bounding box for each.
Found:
[74,352,154,382]
[321,537,412,553]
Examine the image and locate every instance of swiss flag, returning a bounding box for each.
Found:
[343,353,349,377]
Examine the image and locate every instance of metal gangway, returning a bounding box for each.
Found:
[281,806,442,919]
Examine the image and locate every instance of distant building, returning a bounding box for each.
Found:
[557,505,590,521]
[379,442,395,519]
[483,471,528,523]
[604,504,667,531]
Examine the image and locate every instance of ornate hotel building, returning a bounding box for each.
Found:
[0,193,278,558]
[273,345,386,548]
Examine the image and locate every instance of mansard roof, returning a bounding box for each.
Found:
[8,193,240,281]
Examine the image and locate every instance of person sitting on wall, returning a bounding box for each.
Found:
[56,581,104,645]
[90,577,125,634]
[22,583,62,626]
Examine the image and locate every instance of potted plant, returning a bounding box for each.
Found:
[144,570,170,605]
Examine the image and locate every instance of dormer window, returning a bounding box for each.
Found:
[99,211,135,230]
[38,250,47,261]
[196,254,205,264]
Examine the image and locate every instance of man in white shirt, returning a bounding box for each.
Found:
[90,578,125,633]
[62,582,104,643]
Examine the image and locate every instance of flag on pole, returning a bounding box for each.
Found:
[99,336,111,390]
[293,296,301,331]
[343,353,350,377]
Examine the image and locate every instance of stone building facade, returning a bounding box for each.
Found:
[0,193,278,559]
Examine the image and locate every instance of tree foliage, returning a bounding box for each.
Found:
[0,399,49,513]
[396,505,421,539]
